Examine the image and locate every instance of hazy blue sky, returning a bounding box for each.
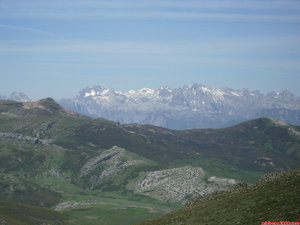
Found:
[0,0,300,99]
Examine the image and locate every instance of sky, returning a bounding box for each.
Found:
[0,0,300,100]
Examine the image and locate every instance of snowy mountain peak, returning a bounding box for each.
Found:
[158,86,172,98]
[79,86,115,98]
[139,88,155,94]
[229,91,241,97]
[200,86,225,99]
[58,84,300,129]
[125,88,156,98]
[84,89,97,97]
[275,90,294,97]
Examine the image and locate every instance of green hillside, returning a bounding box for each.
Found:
[136,168,300,225]
[0,98,300,225]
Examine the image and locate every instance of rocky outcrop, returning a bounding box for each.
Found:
[79,146,144,188]
[0,132,53,146]
[80,146,125,176]
[128,166,237,203]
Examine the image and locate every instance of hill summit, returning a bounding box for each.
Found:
[0,98,80,117]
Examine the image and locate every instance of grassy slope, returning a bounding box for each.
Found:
[0,200,66,225]
[0,139,65,207]
[1,99,300,225]
[0,138,176,225]
[1,99,300,182]
[0,138,174,225]
[136,168,300,225]
[122,118,300,184]
[63,192,178,225]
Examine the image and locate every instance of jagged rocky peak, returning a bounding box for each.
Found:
[9,92,31,102]
[267,90,296,100]
[79,86,115,98]
[125,87,157,98]
[157,86,172,97]
[56,84,300,129]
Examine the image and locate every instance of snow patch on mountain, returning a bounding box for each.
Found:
[84,89,96,97]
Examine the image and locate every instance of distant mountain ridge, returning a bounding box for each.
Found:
[58,84,300,129]
[2,84,300,129]
[0,91,31,102]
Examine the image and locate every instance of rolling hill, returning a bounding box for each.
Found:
[0,98,300,225]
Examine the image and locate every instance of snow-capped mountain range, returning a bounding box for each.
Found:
[2,84,300,129]
[57,84,300,129]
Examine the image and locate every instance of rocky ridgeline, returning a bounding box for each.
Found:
[59,84,300,129]
[129,166,237,203]
[80,146,124,176]
[79,146,144,187]
[0,132,53,146]
[98,159,143,179]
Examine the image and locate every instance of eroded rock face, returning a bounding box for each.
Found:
[80,146,124,175]
[80,146,143,178]
[79,146,144,189]
[128,166,237,203]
